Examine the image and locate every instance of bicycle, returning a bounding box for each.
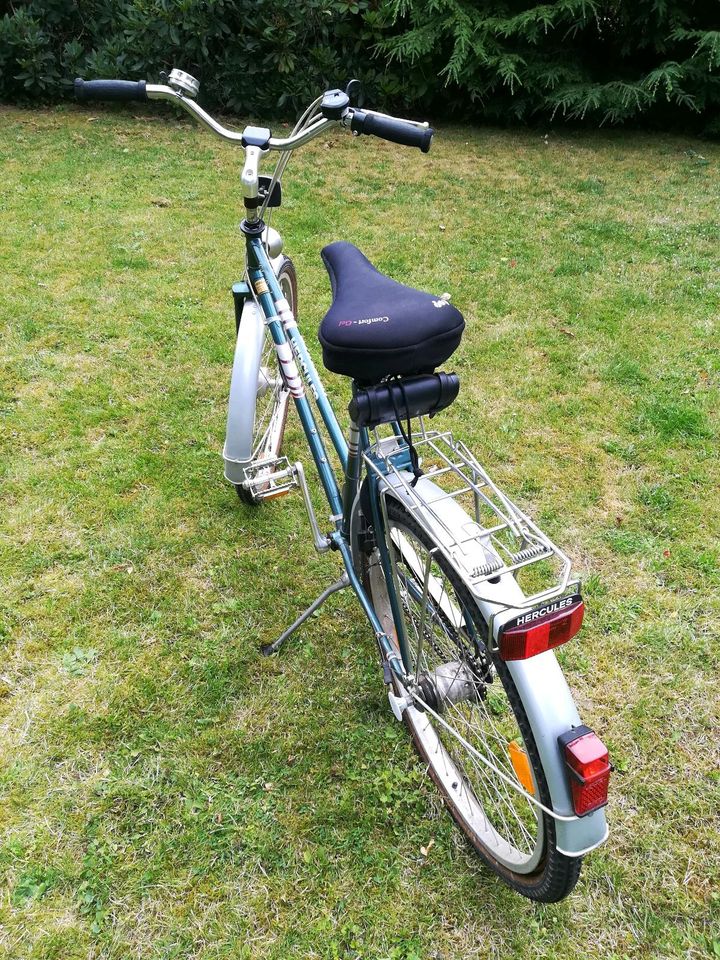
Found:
[74,69,611,903]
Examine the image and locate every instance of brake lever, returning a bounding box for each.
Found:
[345,79,363,108]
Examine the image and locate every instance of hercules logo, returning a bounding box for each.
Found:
[508,593,582,628]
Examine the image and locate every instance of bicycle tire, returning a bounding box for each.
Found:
[363,497,582,902]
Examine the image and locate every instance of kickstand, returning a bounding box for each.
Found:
[261,571,350,656]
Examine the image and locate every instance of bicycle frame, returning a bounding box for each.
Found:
[235,231,608,857]
[242,232,409,682]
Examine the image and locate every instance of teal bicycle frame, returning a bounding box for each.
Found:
[245,233,409,680]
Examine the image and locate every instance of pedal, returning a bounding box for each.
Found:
[243,456,298,500]
[244,459,332,552]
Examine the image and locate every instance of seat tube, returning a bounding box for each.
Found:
[341,420,361,539]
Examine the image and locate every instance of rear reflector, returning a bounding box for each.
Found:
[558,725,610,816]
[498,597,584,661]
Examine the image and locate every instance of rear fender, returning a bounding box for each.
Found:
[378,470,608,856]
[504,652,608,856]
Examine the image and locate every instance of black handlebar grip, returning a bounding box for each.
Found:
[74,79,148,102]
[350,109,433,153]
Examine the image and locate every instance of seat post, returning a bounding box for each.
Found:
[341,411,362,540]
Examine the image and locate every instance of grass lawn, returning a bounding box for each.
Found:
[0,102,718,959]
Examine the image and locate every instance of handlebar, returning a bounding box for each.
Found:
[73,77,433,154]
[350,109,433,154]
[74,79,148,102]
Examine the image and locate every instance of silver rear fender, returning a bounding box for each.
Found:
[378,470,608,856]
[504,652,608,856]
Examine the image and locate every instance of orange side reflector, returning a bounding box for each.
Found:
[508,740,535,795]
[259,487,292,500]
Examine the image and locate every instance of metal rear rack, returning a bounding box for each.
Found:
[364,423,576,610]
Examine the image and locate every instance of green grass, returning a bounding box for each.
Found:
[1,104,719,959]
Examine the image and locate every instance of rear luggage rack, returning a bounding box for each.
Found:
[364,423,577,609]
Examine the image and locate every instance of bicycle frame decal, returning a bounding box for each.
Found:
[274,341,305,398]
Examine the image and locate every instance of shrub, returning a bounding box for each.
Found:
[0,0,431,116]
[381,0,720,130]
[0,0,718,130]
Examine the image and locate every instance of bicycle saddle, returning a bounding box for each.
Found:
[318,241,464,382]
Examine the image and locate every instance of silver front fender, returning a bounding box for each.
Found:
[223,298,265,486]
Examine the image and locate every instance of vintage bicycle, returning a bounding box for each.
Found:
[74,70,611,902]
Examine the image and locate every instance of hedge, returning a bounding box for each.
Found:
[0,0,718,130]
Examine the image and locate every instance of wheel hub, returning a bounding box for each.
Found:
[418,660,483,712]
[257,365,280,396]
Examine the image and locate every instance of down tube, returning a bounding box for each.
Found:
[251,239,348,470]
[246,246,343,518]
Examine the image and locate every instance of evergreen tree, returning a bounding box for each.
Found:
[0,0,717,128]
[379,0,720,129]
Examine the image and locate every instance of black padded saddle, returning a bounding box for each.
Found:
[318,241,464,382]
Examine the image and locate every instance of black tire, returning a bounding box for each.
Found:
[363,498,582,902]
[235,257,297,505]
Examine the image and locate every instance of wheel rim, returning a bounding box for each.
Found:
[368,518,545,874]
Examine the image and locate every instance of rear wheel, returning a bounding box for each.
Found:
[235,257,297,505]
[363,498,582,902]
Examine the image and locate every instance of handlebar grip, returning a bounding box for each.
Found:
[74,79,148,103]
[350,109,433,153]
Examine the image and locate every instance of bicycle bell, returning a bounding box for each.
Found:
[168,68,200,99]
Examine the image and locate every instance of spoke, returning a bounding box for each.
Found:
[479,702,528,773]
[250,333,284,459]
[444,698,533,827]
[465,747,534,848]
[397,567,422,654]
[470,759,514,845]
[464,731,534,844]
[415,550,434,672]
[386,519,542,866]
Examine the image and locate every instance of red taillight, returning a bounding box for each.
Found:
[498,598,584,661]
[558,726,611,816]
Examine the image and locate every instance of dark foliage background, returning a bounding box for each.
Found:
[0,0,718,130]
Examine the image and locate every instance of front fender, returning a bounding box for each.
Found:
[223,299,265,485]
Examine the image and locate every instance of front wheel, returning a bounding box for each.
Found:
[362,498,582,902]
[235,257,297,505]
